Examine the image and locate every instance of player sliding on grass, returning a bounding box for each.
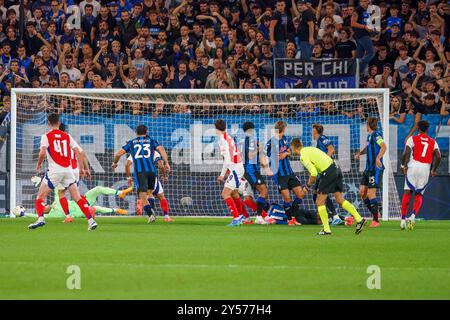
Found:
[354,117,386,228]
[125,151,173,222]
[112,124,170,223]
[400,120,441,230]
[240,121,270,225]
[43,186,131,218]
[29,113,98,231]
[312,124,343,226]
[266,121,303,226]
[291,138,366,235]
[214,119,247,227]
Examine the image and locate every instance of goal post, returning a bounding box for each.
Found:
[10,88,399,220]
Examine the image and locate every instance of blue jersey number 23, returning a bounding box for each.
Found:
[134,144,152,159]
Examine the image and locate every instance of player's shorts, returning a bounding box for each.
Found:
[43,170,76,190]
[404,166,430,194]
[238,178,255,198]
[152,177,164,196]
[317,163,344,194]
[224,166,245,190]
[360,168,383,189]
[135,171,157,193]
[277,174,302,192]
[243,170,266,189]
[73,168,80,185]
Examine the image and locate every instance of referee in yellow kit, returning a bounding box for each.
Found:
[291,138,366,235]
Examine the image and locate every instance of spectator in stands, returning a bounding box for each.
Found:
[375,63,395,89]
[168,60,194,89]
[351,0,375,76]
[269,0,289,59]
[58,51,81,81]
[24,21,44,56]
[0,0,447,114]
[390,95,407,124]
[335,27,356,58]
[292,0,315,60]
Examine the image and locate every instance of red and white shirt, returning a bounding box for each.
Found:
[218,132,243,177]
[405,133,439,169]
[40,129,82,173]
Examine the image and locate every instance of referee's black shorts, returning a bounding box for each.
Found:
[317,163,343,194]
[135,171,156,193]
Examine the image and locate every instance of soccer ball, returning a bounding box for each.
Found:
[12,205,26,218]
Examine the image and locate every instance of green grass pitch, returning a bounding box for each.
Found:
[1,217,450,300]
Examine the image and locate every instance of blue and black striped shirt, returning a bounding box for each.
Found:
[366,130,384,171]
[242,135,261,174]
[266,135,294,177]
[122,135,160,174]
[316,135,332,154]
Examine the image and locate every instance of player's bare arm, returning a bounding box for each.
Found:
[36,147,47,173]
[376,142,387,168]
[401,146,412,174]
[81,150,91,178]
[354,146,367,160]
[431,149,442,176]
[112,149,127,169]
[279,149,291,160]
[156,158,168,182]
[303,175,316,194]
[73,147,86,177]
[327,144,335,157]
[156,145,171,173]
[125,158,133,186]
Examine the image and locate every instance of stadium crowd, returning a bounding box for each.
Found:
[0,0,449,124]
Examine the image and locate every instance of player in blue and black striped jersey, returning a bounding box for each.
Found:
[112,124,170,223]
[354,118,386,228]
[312,124,343,226]
[266,121,304,225]
[240,121,270,224]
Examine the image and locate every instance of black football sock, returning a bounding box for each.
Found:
[369,198,379,222]
[326,197,337,219]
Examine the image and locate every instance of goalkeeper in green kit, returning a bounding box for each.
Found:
[42,186,133,221]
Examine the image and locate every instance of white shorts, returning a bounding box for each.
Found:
[73,168,80,185]
[152,177,164,196]
[224,166,245,190]
[43,170,76,190]
[404,167,430,194]
[238,179,255,198]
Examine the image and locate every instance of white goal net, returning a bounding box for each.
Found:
[11,88,400,220]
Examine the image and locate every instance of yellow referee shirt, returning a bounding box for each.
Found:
[300,147,334,177]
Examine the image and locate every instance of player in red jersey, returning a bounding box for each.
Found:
[29,113,98,230]
[59,123,89,223]
[400,120,441,230]
[215,119,247,226]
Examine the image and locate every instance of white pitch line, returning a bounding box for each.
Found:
[2,261,450,272]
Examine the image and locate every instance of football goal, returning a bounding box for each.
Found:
[10,88,400,220]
